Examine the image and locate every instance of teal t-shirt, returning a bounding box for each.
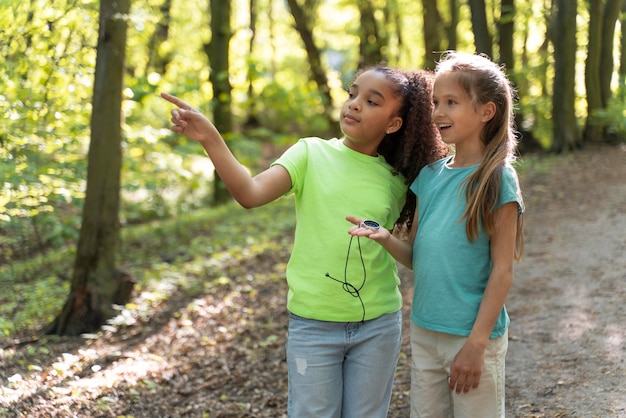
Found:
[271,137,406,322]
[410,156,523,338]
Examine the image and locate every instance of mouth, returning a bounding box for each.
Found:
[438,123,452,131]
[343,114,359,123]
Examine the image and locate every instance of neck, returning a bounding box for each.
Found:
[449,144,483,167]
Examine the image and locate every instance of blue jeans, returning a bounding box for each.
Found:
[286,311,402,418]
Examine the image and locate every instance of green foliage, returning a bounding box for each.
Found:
[0,197,296,337]
[253,74,331,136]
[1,0,624,339]
[0,0,96,255]
[589,90,626,141]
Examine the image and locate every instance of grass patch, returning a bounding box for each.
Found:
[0,197,296,338]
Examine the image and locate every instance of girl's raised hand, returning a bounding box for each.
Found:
[161,92,220,144]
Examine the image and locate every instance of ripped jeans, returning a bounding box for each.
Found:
[286,311,402,418]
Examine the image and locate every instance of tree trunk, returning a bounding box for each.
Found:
[285,0,337,135]
[358,0,384,67]
[387,0,402,65]
[599,0,626,143]
[145,0,173,77]
[498,0,515,68]
[205,0,233,205]
[584,0,604,143]
[551,0,580,152]
[468,0,493,57]
[422,0,444,70]
[245,0,258,127]
[620,2,626,86]
[498,0,541,152]
[446,0,459,51]
[46,0,133,336]
[599,0,623,106]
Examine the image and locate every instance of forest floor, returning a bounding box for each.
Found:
[1,143,625,418]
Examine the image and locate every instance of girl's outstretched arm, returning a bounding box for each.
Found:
[161,93,292,208]
[448,201,518,394]
[345,208,417,269]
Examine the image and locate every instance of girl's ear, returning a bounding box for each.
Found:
[481,102,496,122]
[387,116,403,134]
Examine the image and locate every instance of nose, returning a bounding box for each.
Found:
[349,98,362,111]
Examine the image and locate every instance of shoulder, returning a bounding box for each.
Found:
[410,156,450,191]
[497,163,524,213]
[500,163,521,187]
[298,136,337,147]
[431,156,452,168]
[421,156,451,176]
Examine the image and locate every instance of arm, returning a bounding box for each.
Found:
[345,202,419,269]
[161,93,292,208]
[448,201,518,394]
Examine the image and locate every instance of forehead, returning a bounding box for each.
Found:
[352,70,396,96]
[433,72,468,98]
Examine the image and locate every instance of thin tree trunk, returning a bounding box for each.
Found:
[446,0,459,51]
[204,0,233,205]
[285,0,337,135]
[47,0,133,336]
[584,0,604,143]
[498,0,514,68]
[246,0,258,127]
[358,0,384,67]
[145,0,173,76]
[620,3,626,87]
[422,0,444,70]
[599,0,624,106]
[551,0,580,152]
[468,0,493,57]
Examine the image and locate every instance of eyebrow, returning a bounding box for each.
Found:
[433,92,459,100]
[350,83,386,100]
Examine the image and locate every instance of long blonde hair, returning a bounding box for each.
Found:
[435,51,524,260]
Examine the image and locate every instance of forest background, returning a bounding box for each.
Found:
[0,0,625,414]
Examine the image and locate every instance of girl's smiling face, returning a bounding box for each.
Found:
[431,72,491,150]
[340,70,403,155]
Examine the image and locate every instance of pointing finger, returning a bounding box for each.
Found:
[161,92,194,110]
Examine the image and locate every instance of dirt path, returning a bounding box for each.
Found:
[1,144,625,417]
[503,144,626,417]
[389,144,626,418]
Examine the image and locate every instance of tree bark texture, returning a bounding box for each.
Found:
[48,0,132,336]
[584,0,604,143]
[468,0,493,57]
[446,0,459,51]
[599,0,624,106]
[551,0,580,152]
[146,0,173,76]
[285,0,337,135]
[205,0,234,205]
[498,0,514,68]
[358,0,384,67]
[422,0,444,70]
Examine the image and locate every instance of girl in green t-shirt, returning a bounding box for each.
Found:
[161,65,446,417]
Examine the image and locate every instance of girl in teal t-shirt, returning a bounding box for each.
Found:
[348,51,525,417]
[161,65,446,417]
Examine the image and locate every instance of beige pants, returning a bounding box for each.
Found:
[409,323,508,418]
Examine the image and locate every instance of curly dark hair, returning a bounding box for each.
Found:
[356,66,448,230]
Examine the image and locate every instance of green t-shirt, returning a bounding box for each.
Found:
[272,137,406,322]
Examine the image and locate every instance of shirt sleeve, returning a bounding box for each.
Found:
[497,164,524,215]
[270,138,309,195]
